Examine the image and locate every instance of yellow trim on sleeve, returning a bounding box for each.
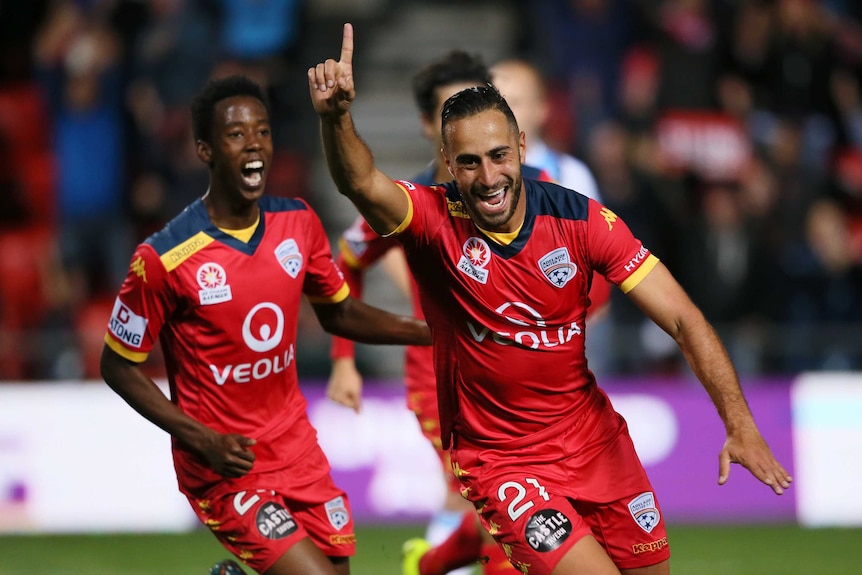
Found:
[337,237,365,270]
[619,254,660,294]
[104,333,149,363]
[306,282,351,305]
[381,184,414,238]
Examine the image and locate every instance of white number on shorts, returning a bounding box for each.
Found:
[498,478,550,521]
[233,491,261,516]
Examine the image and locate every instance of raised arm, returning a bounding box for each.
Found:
[308,22,409,236]
[626,262,792,495]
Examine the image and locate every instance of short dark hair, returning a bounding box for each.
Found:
[190,75,269,143]
[441,84,518,137]
[411,51,493,119]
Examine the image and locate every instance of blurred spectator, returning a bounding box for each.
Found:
[524,0,637,154]
[779,197,862,371]
[33,1,131,301]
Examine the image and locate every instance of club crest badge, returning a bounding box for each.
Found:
[457,237,491,284]
[325,496,350,531]
[538,248,576,288]
[275,239,303,278]
[628,492,660,534]
[197,262,232,305]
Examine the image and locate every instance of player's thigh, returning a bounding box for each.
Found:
[577,493,669,570]
[550,534,620,575]
[462,468,592,575]
[264,537,348,575]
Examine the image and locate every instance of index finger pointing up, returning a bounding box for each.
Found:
[340,22,354,65]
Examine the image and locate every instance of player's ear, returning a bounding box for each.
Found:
[195,140,212,164]
[518,131,526,164]
[441,147,454,177]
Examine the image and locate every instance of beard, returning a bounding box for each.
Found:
[462,172,523,232]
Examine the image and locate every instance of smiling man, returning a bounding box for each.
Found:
[309,24,792,575]
[100,75,431,575]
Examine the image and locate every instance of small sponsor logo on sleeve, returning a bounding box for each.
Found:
[108,298,148,348]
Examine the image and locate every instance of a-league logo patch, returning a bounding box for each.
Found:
[457,237,491,284]
[538,247,576,288]
[628,492,660,534]
[255,501,298,540]
[524,509,572,552]
[197,262,232,305]
[275,239,303,278]
[325,496,350,531]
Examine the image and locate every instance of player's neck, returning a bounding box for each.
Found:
[202,188,260,230]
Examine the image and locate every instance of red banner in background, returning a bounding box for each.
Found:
[655,111,751,182]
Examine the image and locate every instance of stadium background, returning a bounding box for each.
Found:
[0,1,861,573]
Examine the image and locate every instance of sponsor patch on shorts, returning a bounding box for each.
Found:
[255,501,298,540]
[628,492,660,533]
[524,509,572,552]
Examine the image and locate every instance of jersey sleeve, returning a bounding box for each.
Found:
[103,244,173,363]
[301,203,350,304]
[586,199,659,293]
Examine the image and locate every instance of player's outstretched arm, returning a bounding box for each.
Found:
[308,22,409,236]
[312,296,430,347]
[625,263,793,495]
[100,345,257,478]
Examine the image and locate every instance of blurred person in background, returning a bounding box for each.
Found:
[32,0,130,378]
[491,57,612,376]
[100,75,431,575]
[325,50,524,575]
[311,24,791,575]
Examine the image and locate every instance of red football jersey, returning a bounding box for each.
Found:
[104,196,348,495]
[393,178,659,448]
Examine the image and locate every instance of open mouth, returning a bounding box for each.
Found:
[478,185,508,212]
[241,160,264,188]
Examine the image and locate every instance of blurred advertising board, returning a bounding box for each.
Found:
[0,374,859,533]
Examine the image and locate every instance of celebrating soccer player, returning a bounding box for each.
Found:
[309,24,791,575]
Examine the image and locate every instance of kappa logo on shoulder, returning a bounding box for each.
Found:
[538,247,577,288]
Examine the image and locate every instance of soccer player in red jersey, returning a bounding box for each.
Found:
[326,51,596,575]
[100,75,430,575]
[309,24,792,575]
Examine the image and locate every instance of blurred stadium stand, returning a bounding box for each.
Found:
[1,0,861,382]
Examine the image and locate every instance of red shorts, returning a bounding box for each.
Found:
[187,466,355,573]
[407,387,460,494]
[451,399,670,574]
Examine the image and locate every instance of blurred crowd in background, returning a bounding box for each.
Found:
[0,0,861,382]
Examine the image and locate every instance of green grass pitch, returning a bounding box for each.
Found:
[0,523,858,574]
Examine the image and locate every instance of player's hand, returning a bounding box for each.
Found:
[308,22,355,118]
[327,357,363,413]
[202,432,257,478]
[718,425,792,495]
